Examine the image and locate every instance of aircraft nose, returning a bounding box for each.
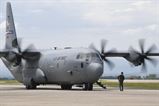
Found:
[87,63,103,82]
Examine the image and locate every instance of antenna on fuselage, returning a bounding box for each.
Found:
[54,47,57,50]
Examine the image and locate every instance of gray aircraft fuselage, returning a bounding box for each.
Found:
[40,48,103,84]
[2,48,103,85]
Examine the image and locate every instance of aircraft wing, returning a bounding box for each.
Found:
[0,50,9,58]
[102,51,159,69]
[104,52,129,57]
[146,53,159,56]
[104,52,159,57]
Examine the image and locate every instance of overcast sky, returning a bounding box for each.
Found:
[0,0,159,78]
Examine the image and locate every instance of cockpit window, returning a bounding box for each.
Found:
[76,53,100,60]
[76,53,85,59]
[86,54,91,59]
[76,54,80,59]
[92,53,100,58]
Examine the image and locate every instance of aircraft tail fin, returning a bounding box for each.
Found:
[5,2,20,52]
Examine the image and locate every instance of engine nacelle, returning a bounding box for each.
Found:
[34,69,46,84]
[124,51,143,66]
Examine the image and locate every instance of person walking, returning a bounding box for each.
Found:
[117,72,125,91]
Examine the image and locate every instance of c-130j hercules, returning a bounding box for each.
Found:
[0,2,159,90]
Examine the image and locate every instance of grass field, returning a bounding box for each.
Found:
[0,79,159,90]
[0,80,19,85]
[99,79,159,90]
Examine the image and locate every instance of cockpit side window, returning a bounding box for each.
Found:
[76,53,85,59]
[76,54,80,59]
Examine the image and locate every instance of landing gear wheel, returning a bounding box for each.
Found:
[25,85,37,89]
[61,84,72,90]
[84,83,93,91]
[25,79,37,89]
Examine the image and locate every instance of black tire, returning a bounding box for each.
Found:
[84,83,93,91]
[25,85,37,89]
[25,79,37,89]
[26,85,30,89]
[61,84,72,90]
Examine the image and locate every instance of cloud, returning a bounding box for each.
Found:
[82,10,133,25]
[122,24,159,35]
[0,20,6,32]
[146,24,159,31]
[0,20,19,33]
[113,8,135,13]
[132,0,152,7]
[30,9,44,13]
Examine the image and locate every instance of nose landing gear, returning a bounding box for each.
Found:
[96,81,106,89]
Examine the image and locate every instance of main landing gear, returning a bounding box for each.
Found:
[26,85,37,89]
[83,83,93,91]
[61,84,72,90]
[25,79,37,89]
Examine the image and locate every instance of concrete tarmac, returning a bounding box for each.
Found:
[0,85,159,106]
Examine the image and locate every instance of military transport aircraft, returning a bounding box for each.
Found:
[0,2,159,90]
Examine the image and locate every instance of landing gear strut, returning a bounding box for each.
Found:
[96,81,106,89]
[83,83,93,91]
[25,79,37,89]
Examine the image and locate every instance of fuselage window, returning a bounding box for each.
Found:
[86,54,91,61]
[81,62,84,68]
[54,56,67,61]
[76,54,80,59]
[57,63,59,68]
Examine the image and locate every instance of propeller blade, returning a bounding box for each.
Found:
[23,44,36,52]
[15,54,22,65]
[22,51,41,60]
[101,39,107,54]
[21,44,40,60]
[89,43,101,55]
[89,43,98,51]
[141,59,147,72]
[146,44,157,54]
[17,38,22,53]
[145,57,158,67]
[139,39,145,54]
[129,46,140,55]
[103,58,114,70]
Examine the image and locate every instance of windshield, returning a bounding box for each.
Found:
[76,53,100,61]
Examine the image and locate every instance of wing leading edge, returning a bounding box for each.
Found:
[104,52,159,57]
[0,50,9,58]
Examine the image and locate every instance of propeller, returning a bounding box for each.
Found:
[89,39,115,69]
[129,39,157,71]
[12,38,41,66]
